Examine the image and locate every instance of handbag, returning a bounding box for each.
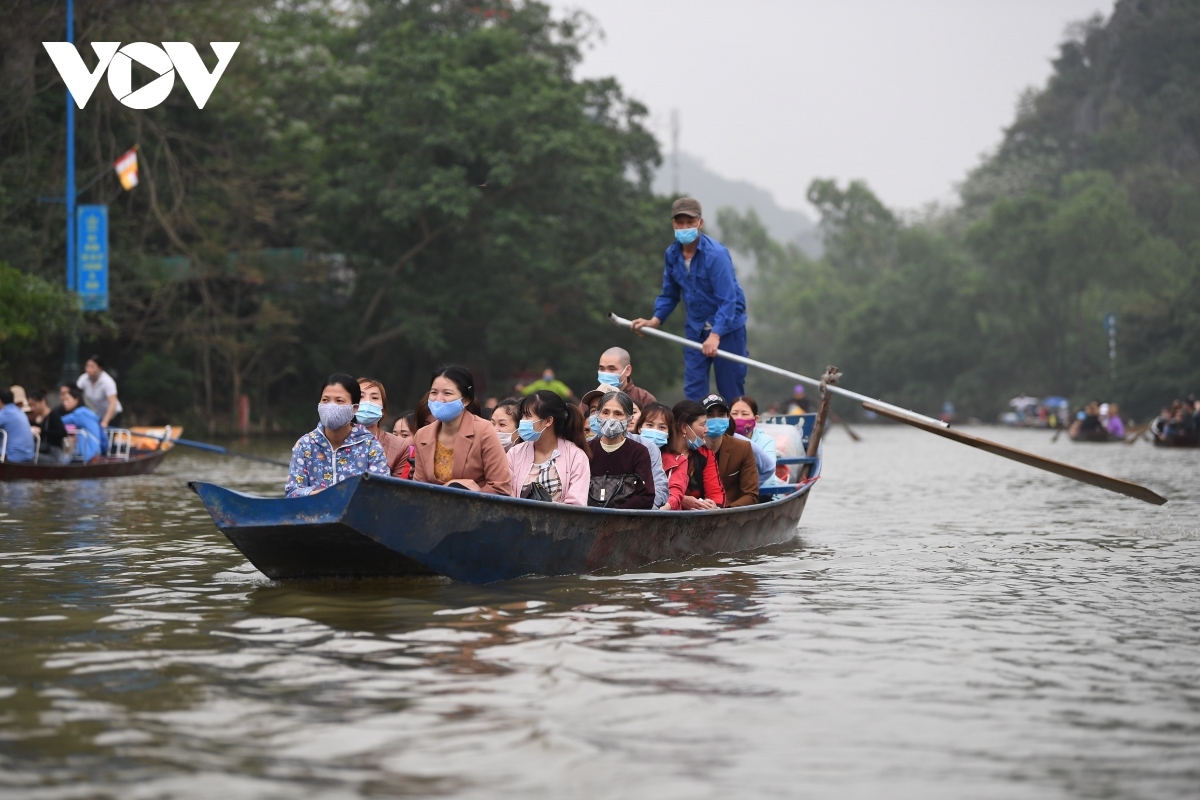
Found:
[588,473,643,508]
[521,481,554,503]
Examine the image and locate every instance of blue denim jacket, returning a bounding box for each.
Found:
[652,233,747,338]
[285,424,389,497]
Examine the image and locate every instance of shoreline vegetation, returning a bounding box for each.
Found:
[2,0,1197,434]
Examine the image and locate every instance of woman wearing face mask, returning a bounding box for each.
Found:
[699,394,759,507]
[357,377,409,477]
[730,395,780,487]
[412,365,511,495]
[490,398,522,452]
[634,402,686,510]
[670,400,726,510]
[586,391,655,509]
[285,374,389,497]
[506,390,590,505]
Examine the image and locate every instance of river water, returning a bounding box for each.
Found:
[0,427,1197,799]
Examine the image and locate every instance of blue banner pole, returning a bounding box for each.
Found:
[60,0,80,386]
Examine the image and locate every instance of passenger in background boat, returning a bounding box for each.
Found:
[76,355,123,431]
[586,391,655,509]
[285,374,389,498]
[786,385,811,414]
[518,367,574,401]
[1069,402,1103,439]
[507,390,590,505]
[630,400,642,431]
[1105,403,1126,438]
[730,396,781,487]
[58,385,104,463]
[490,398,522,452]
[581,384,668,506]
[413,366,511,495]
[9,386,33,424]
[27,389,68,463]
[700,394,759,507]
[357,377,409,477]
[0,387,36,463]
[671,400,726,509]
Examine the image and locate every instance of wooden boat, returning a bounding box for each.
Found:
[1069,427,1117,443]
[0,424,178,481]
[1151,425,1200,448]
[128,425,183,451]
[188,451,821,584]
[0,448,170,480]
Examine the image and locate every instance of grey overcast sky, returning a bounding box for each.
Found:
[549,0,1111,214]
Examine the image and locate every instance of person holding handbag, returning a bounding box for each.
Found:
[586,391,655,509]
[506,390,590,505]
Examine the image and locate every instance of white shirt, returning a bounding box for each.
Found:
[77,371,123,419]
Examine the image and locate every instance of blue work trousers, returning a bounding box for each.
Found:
[684,326,748,401]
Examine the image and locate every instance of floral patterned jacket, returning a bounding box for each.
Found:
[284,424,390,497]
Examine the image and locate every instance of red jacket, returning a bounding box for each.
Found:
[669,445,725,508]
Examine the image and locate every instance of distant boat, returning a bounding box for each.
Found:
[1069,427,1117,443]
[1150,420,1199,448]
[0,425,179,481]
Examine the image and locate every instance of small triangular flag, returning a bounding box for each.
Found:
[114,145,138,190]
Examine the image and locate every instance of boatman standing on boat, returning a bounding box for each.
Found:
[630,197,748,401]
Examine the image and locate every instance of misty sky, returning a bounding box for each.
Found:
[549,0,1111,215]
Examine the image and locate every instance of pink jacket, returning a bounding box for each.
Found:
[506,439,591,506]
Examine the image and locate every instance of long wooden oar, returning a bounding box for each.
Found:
[612,312,1167,506]
[610,313,948,428]
[832,413,862,442]
[1123,421,1151,445]
[139,433,290,467]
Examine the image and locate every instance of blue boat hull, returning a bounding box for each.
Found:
[190,460,819,584]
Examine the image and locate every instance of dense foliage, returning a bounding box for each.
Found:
[1,0,673,431]
[3,0,1197,428]
[724,0,1200,419]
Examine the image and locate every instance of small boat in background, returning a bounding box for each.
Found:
[1069,428,1117,443]
[129,425,183,451]
[0,425,177,481]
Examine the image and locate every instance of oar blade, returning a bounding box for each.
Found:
[862,402,1167,506]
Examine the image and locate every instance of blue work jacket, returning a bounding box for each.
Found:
[653,233,747,338]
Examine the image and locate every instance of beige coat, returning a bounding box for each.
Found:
[412,410,511,495]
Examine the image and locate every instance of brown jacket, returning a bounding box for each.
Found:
[713,434,759,507]
[375,429,412,478]
[413,410,512,495]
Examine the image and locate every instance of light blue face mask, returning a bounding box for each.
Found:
[589,414,602,436]
[428,398,465,423]
[640,428,669,448]
[674,226,699,245]
[597,371,621,387]
[517,418,545,443]
[705,418,729,437]
[686,433,704,451]
[356,401,384,426]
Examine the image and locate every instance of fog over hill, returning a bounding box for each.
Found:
[652,152,822,258]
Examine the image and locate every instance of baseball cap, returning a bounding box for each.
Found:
[581,385,613,408]
[701,393,728,414]
[671,197,702,219]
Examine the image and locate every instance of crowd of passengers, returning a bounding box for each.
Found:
[0,356,124,464]
[285,347,802,510]
[1153,396,1200,440]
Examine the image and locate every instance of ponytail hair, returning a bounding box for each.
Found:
[430,365,482,416]
[520,389,587,450]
